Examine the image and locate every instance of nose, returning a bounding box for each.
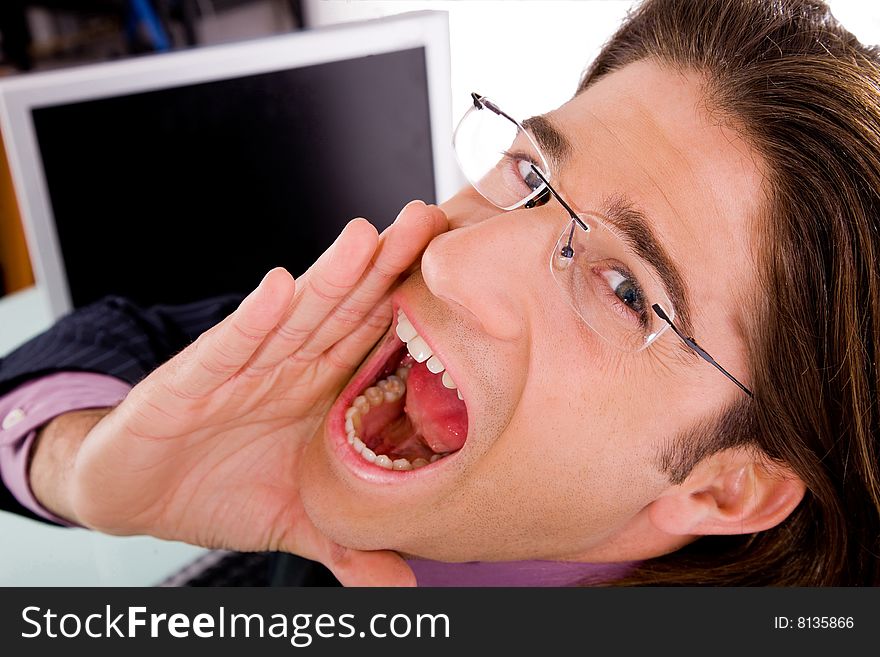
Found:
[420,210,546,342]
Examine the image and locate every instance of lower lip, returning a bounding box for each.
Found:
[325,331,460,484]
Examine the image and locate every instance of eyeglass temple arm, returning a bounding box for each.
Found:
[529,165,588,231]
[651,304,754,398]
[472,92,523,127]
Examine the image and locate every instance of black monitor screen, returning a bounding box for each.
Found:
[31,47,436,308]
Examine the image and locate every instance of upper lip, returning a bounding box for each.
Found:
[392,299,465,406]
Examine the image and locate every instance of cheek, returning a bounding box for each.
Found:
[505,312,673,523]
[471,393,669,556]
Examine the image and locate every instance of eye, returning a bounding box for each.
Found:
[599,267,649,328]
[516,158,544,192]
[500,151,550,208]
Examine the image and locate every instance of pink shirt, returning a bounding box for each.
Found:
[0,372,632,585]
[0,372,130,525]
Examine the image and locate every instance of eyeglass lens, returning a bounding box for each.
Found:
[454,95,674,352]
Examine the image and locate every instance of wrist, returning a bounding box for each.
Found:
[28,408,112,525]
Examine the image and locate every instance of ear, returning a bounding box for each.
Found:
[647,448,806,536]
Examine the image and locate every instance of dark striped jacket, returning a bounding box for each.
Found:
[0,295,241,522]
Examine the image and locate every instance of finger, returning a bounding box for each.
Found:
[293,529,417,587]
[322,293,394,374]
[276,511,416,586]
[167,268,295,397]
[246,219,378,371]
[323,546,417,587]
[297,201,447,360]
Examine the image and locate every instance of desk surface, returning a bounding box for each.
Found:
[0,512,207,586]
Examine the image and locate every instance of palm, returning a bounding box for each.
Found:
[115,359,344,550]
[70,203,447,585]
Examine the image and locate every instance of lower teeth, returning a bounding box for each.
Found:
[344,365,450,470]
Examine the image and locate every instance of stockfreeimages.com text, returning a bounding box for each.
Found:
[21,605,450,647]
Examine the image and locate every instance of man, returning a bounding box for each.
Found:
[2,0,878,586]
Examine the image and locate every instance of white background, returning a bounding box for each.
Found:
[306,0,880,128]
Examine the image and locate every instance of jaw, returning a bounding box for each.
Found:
[296,278,570,560]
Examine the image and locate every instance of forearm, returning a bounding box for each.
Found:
[28,408,112,525]
[0,372,131,523]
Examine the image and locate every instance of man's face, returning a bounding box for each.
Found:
[300,59,766,562]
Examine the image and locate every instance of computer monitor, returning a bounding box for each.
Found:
[0,10,458,326]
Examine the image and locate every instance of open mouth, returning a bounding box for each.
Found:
[338,309,468,472]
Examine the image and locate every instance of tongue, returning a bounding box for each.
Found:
[405,361,468,453]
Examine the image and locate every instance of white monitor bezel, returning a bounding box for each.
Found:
[0,11,458,323]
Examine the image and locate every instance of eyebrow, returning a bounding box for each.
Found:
[522,113,695,338]
[522,115,572,170]
[600,194,695,339]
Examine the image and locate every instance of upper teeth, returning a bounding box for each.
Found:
[343,367,443,471]
[396,310,463,400]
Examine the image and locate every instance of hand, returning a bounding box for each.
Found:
[56,201,447,585]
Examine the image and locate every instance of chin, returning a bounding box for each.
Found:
[298,438,468,560]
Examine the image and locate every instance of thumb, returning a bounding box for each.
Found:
[323,544,417,587]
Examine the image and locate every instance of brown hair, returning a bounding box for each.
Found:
[578,0,880,585]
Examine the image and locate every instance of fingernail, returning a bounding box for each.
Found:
[394,199,427,223]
